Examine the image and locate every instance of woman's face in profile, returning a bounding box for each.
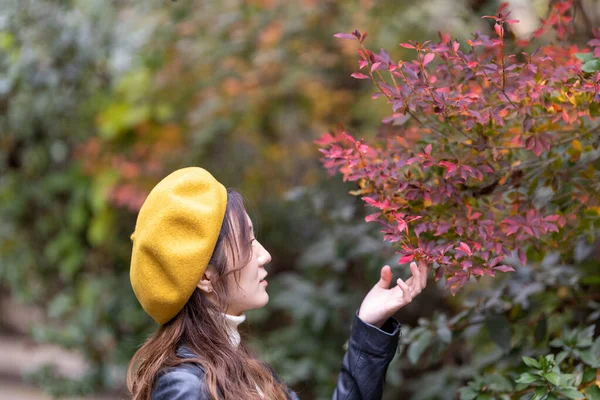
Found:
[224,213,271,316]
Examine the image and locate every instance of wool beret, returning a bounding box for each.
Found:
[130,167,227,325]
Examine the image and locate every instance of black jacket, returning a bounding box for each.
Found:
[151,312,401,399]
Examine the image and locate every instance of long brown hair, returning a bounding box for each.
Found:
[127,189,288,399]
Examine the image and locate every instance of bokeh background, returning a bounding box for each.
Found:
[1,0,599,399]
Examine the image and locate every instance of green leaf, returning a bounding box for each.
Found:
[591,337,600,355]
[449,310,469,325]
[575,52,595,63]
[543,371,561,386]
[556,351,569,365]
[407,330,433,365]
[556,388,584,399]
[458,387,478,400]
[580,349,599,368]
[576,325,595,347]
[583,366,597,383]
[584,386,600,400]
[437,324,452,344]
[485,315,512,353]
[523,356,541,368]
[533,387,547,400]
[516,373,540,384]
[485,374,513,392]
[582,59,600,73]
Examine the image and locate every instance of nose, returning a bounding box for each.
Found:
[257,243,272,266]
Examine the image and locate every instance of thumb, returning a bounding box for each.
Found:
[377,265,393,289]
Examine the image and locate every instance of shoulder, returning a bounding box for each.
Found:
[152,362,208,400]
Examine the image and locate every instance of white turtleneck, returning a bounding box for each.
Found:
[223,313,246,347]
[222,313,265,398]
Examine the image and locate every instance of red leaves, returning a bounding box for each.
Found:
[457,242,472,256]
[482,2,519,30]
[351,72,370,80]
[365,212,381,222]
[334,29,369,43]
[362,196,393,210]
[434,222,451,236]
[438,161,456,173]
[422,53,435,66]
[501,211,563,243]
[334,33,358,40]
[494,265,515,273]
[398,253,414,264]
[319,0,595,296]
[371,62,384,73]
[525,134,551,157]
[407,145,436,168]
[532,0,574,40]
[494,23,504,39]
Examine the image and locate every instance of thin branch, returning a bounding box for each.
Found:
[556,124,600,146]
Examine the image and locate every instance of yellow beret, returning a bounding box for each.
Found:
[130,167,227,325]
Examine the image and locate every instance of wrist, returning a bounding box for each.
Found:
[357,311,385,328]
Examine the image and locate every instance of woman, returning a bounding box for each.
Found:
[127,167,429,399]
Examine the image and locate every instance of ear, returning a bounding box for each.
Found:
[197,270,215,294]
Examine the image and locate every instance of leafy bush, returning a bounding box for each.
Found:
[319,1,600,399]
[2,1,599,399]
[1,0,481,398]
[319,1,600,294]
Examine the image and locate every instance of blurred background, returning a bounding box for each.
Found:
[1,0,599,399]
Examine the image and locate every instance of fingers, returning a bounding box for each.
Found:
[396,278,413,303]
[407,261,427,296]
[409,262,421,288]
[410,261,430,291]
[418,260,428,287]
[377,265,393,289]
[393,261,430,307]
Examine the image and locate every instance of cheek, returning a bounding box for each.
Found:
[238,262,259,287]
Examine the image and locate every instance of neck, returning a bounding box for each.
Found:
[223,312,246,347]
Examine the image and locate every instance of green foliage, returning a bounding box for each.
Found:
[1,1,599,400]
[461,350,597,400]
[2,0,468,397]
[576,52,600,73]
[318,1,600,398]
[0,0,156,393]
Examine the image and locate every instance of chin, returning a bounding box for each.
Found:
[260,293,269,306]
[255,293,269,309]
[238,294,270,314]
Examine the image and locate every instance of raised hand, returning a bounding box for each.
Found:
[357,261,429,328]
